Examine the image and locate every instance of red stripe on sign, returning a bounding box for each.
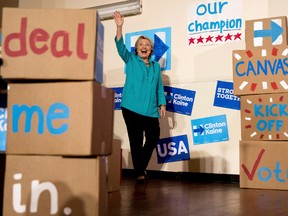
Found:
[258,98,262,102]
[276,134,280,139]
[272,47,278,56]
[245,109,251,113]
[246,50,253,58]
[260,134,264,139]
[245,125,251,129]
[271,82,278,90]
[250,83,257,91]
[279,96,284,102]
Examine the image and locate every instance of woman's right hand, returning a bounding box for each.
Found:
[113,11,124,27]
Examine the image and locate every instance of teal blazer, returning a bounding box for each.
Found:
[115,36,166,118]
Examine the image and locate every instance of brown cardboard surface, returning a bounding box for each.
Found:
[3,155,107,216]
[0,0,19,28]
[0,154,5,215]
[240,140,288,190]
[108,139,122,192]
[232,45,288,96]
[240,93,288,141]
[245,16,287,49]
[6,81,114,156]
[1,8,104,82]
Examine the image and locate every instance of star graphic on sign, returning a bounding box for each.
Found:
[189,37,195,45]
[215,34,223,42]
[225,33,232,41]
[197,36,204,44]
[206,35,213,43]
[234,32,242,40]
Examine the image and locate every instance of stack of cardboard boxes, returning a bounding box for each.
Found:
[233,16,288,190]
[1,8,115,215]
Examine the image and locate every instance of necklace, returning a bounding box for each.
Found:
[144,60,150,66]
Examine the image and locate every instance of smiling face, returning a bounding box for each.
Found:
[135,36,153,60]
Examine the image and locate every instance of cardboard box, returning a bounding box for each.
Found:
[3,155,107,216]
[240,92,288,141]
[232,45,288,96]
[1,8,104,83]
[240,140,288,190]
[108,139,122,192]
[6,81,114,156]
[0,154,5,215]
[245,16,287,49]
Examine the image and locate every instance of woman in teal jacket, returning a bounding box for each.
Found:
[114,11,166,183]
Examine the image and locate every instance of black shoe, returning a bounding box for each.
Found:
[136,175,148,184]
[144,171,149,180]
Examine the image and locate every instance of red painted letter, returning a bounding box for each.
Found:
[77,23,88,60]
[51,31,72,58]
[4,17,27,57]
[29,28,49,55]
[241,149,265,181]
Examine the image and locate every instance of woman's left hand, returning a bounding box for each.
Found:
[159,105,166,118]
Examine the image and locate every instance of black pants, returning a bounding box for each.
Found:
[122,107,160,177]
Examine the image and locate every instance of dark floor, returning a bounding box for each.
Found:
[108,171,288,216]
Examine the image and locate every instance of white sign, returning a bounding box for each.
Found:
[187,0,243,46]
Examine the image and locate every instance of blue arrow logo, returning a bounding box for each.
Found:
[153,34,169,62]
[193,125,204,135]
[165,92,173,104]
[254,20,283,43]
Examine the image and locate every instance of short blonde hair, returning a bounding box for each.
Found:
[135,36,154,58]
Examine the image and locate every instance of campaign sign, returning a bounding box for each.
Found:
[111,87,123,110]
[191,114,229,145]
[240,93,288,141]
[1,8,104,82]
[164,86,196,116]
[125,27,171,71]
[0,94,7,152]
[213,80,240,110]
[187,0,243,46]
[240,140,288,190]
[245,16,287,49]
[156,135,190,164]
[233,17,288,96]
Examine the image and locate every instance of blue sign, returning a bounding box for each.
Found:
[156,135,190,164]
[0,93,7,152]
[125,27,171,71]
[111,87,123,110]
[213,80,240,110]
[191,114,229,145]
[164,86,196,116]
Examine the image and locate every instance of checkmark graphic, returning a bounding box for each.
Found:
[241,149,265,181]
